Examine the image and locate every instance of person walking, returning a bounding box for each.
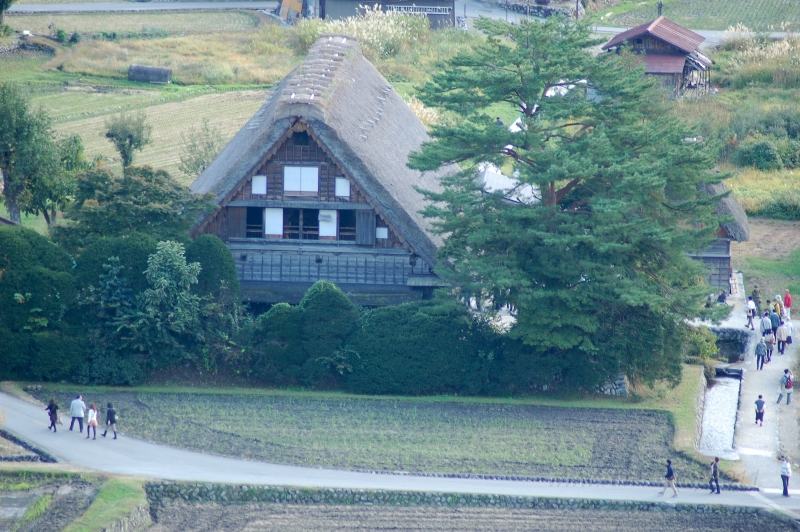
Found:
[45,399,59,432]
[756,337,767,370]
[786,320,794,347]
[659,459,678,497]
[69,395,86,433]
[86,404,99,440]
[746,297,756,330]
[774,296,784,317]
[777,321,789,355]
[761,312,774,338]
[767,333,776,362]
[778,369,794,405]
[755,395,765,426]
[102,403,118,440]
[771,307,781,337]
[753,285,763,316]
[785,289,793,321]
[782,457,792,497]
[709,457,721,494]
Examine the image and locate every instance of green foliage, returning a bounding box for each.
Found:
[178,118,224,178]
[0,24,12,37]
[0,83,66,225]
[185,234,239,298]
[74,233,157,295]
[344,300,495,395]
[69,31,81,44]
[0,226,86,381]
[104,111,152,167]
[299,280,359,361]
[0,0,16,27]
[732,136,783,170]
[55,28,68,43]
[62,479,148,532]
[684,326,720,361]
[408,17,724,388]
[14,494,53,531]
[53,165,214,254]
[248,303,304,381]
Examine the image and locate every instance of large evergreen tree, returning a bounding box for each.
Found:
[409,17,727,388]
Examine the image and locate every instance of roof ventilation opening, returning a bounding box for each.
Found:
[292,131,310,146]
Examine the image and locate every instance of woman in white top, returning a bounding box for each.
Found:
[781,456,792,497]
[86,403,99,440]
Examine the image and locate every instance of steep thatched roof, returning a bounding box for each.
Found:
[128,64,172,84]
[191,35,454,267]
[703,182,749,242]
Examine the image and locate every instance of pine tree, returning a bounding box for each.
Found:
[409,17,727,388]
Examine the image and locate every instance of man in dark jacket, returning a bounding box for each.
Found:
[771,308,782,337]
[659,459,678,497]
[709,457,720,494]
[755,338,767,370]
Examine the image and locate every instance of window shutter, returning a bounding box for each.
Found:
[335,177,351,198]
[227,207,246,238]
[319,210,337,238]
[283,166,302,192]
[355,211,376,246]
[251,175,267,195]
[264,208,283,237]
[301,167,319,193]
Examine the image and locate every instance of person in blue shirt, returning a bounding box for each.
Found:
[659,459,678,497]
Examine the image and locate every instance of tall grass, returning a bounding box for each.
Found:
[726,167,800,219]
[716,30,800,89]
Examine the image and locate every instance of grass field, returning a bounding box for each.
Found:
[7,11,260,36]
[49,88,269,182]
[598,0,800,31]
[30,367,719,483]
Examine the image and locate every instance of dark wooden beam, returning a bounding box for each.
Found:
[227,200,375,210]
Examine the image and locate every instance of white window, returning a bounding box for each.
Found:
[264,208,283,236]
[376,227,389,239]
[319,210,337,238]
[335,177,351,198]
[251,175,267,195]
[283,166,319,194]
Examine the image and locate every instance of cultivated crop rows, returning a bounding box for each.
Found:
[35,391,716,483]
[611,0,800,31]
[148,503,791,532]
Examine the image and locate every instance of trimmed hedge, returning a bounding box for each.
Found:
[185,234,240,298]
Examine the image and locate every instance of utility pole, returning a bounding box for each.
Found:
[657,0,662,16]
[575,0,579,20]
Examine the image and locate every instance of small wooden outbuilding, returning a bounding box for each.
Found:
[128,64,172,84]
[602,16,712,95]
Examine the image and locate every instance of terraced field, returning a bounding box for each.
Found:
[603,0,800,31]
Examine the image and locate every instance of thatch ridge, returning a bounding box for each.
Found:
[191,35,453,267]
[703,182,750,242]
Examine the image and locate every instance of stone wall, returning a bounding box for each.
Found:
[599,374,628,397]
[144,483,796,528]
[0,430,58,463]
[710,327,755,363]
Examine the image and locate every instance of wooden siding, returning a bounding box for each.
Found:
[633,35,680,52]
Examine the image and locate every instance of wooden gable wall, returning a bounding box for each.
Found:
[197,122,411,253]
[631,35,682,53]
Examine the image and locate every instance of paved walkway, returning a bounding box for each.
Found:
[3,391,800,519]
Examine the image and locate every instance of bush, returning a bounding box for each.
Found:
[185,234,239,298]
[249,303,304,381]
[732,137,783,170]
[75,233,157,295]
[0,25,12,38]
[69,32,81,44]
[55,29,68,43]
[344,300,494,395]
[74,352,146,386]
[299,281,359,360]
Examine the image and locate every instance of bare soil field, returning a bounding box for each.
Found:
[147,502,790,532]
[32,391,718,483]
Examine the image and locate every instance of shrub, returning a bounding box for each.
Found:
[55,29,68,43]
[299,281,359,360]
[69,32,81,44]
[732,137,783,170]
[344,300,494,395]
[249,302,304,381]
[185,234,239,298]
[74,233,157,295]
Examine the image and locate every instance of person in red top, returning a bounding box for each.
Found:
[785,290,793,321]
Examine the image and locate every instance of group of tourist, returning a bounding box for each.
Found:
[750,289,793,370]
[660,455,793,498]
[44,395,119,440]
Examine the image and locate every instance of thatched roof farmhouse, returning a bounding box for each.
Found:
[191,35,453,305]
